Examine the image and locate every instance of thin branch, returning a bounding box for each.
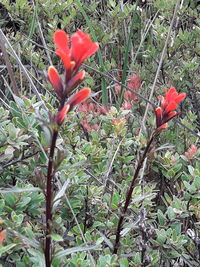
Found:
[45,130,58,267]
[0,35,19,96]
[113,134,155,254]
[0,150,40,170]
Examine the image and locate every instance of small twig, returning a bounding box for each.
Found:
[0,150,40,170]
[103,138,123,193]
[83,185,89,234]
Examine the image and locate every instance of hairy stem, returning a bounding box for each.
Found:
[45,130,58,267]
[113,134,155,254]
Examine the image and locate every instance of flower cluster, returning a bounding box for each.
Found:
[48,30,99,125]
[155,88,186,130]
[185,144,198,159]
[115,74,141,110]
[78,101,109,132]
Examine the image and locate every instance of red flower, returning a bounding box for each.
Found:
[56,88,91,125]
[67,88,91,112]
[56,105,70,125]
[54,30,99,77]
[48,30,98,101]
[48,66,63,99]
[155,88,186,130]
[48,30,98,125]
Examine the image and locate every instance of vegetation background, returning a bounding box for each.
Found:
[0,0,199,266]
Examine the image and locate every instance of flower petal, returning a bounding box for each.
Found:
[70,30,99,69]
[67,88,91,111]
[163,111,178,123]
[54,30,69,54]
[56,104,70,125]
[66,70,85,94]
[157,123,168,131]
[174,92,186,104]
[55,49,71,71]
[48,66,63,97]
[155,107,162,128]
[164,101,177,114]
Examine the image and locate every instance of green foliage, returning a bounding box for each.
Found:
[0,0,199,266]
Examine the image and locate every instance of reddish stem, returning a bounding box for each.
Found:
[113,134,155,254]
[45,130,58,267]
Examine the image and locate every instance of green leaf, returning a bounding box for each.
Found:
[0,244,16,257]
[119,258,129,267]
[157,209,167,226]
[55,244,100,259]
[156,229,167,245]
[0,187,41,194]
[53,179,70,210]
[188,165,194,176]
[51,234,63,242]
[172,163,182,173]
[167,206,175,220]
[134,252,141,264]
[123,156,134,163]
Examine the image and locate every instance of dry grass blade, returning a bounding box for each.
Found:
[0,29,47,110]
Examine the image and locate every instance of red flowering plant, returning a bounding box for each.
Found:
[113,87,186,254]
[44,30,98,266]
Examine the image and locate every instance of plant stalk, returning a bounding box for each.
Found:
[113,134,155,254]
[45,129,58,267]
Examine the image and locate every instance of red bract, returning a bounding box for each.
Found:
[67,88,91,112]
[54,30,99,78]
[48,66,63,99]
[48,30,98,98]
[70,30,99,72]
[57,105,70,125]
[56,88,91,125]
[155,88,186,130]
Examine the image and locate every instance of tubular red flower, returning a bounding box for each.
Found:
[70,30,99,71]
[65,70,85,94]
[48,66,63,98]
[157,123,168,131]
[67,88,91,112]
[53,30,98,76]
[54,30,70,55]
[155,88,186,130]
[55,49,73,72]
[155,107,162,128]
[56,104,70,125]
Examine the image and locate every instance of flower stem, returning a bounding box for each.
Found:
[45,129,58,267]
[113,134,155,254]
